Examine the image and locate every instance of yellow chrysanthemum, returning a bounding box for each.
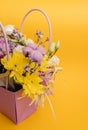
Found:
[22,73,45,99]
[1,52,29,75]
[37,55,49,72]
[10,71,24,84]
[1,52,51,100]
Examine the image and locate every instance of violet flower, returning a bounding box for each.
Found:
[0,38,8,58]
[29,50,43,63]
[0,38,16,58]
[23,42,46,63]
[38,71,53,86]
[8,39,17,53]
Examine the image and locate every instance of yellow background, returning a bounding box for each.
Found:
[0,0,88,130]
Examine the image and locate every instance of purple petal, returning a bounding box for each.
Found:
[0,38,7,58]
[38,71,52,86]
[29,50,43,63]
[27,43,37,50]
[37,46,46,55]
[23,47,32,56]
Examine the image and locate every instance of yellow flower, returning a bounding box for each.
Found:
[10,71,24,84]
[1,52,30,85]
[1,52,29,75]
[22,73,45,99]
[1,52,51,100]
[37,55,49,72]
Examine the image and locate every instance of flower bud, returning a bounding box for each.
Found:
[49,43,55,52]
[55,40,60,49]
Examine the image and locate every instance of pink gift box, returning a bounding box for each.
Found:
[0,87,37,124]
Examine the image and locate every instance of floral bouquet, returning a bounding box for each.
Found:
[0,8,61,124]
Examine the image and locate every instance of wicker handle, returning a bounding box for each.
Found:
[20,8,52,48]
[0,22,9,61]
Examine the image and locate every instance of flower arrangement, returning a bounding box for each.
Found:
[0,9,62,123]
[0,24,61,106]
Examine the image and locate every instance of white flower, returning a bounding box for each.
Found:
[4,25,14,35]
[25,38,34,45]
[48,55,60,66]
[14,45,24,52]
[49,43,56,52]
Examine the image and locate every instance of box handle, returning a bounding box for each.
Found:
[20,8,52,48]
